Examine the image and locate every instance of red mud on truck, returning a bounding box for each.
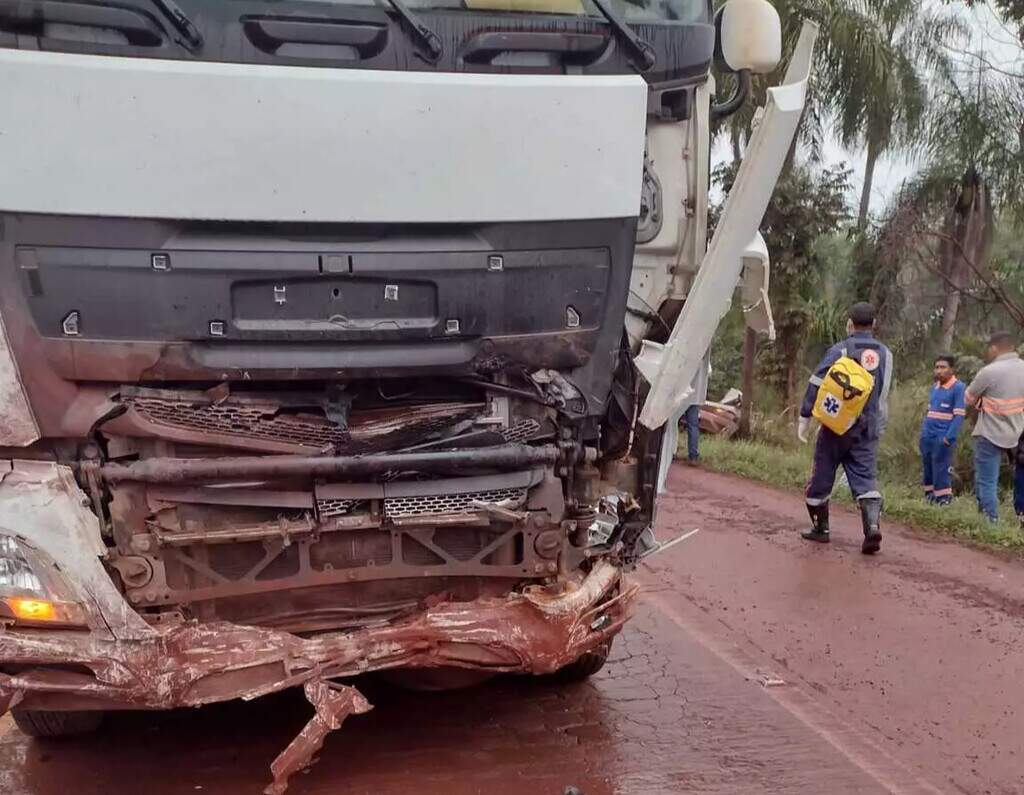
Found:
[0,7,664,793]
[0,0,810,788]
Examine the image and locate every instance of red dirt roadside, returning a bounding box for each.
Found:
[0,463,1020,794]
[645,464,1024,795]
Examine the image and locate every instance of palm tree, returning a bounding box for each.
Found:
[821,0,966,230]
[714,0,959,431]
[923,66,1024,347]
[715,0,964,232]
[861,60,1024,350]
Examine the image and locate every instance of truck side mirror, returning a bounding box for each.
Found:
[714,0,782,75]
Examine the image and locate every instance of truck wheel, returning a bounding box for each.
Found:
[11,709,103,738]
[553,641,612,682]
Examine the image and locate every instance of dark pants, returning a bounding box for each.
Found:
[973,436,1024,521]
[683,404,700,461]
[920,435,954,503]
[806,425,880,505]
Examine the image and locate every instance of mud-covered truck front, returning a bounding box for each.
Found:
[0,0,812,787]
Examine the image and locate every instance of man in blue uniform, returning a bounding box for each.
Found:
[797,302,893,554]
[920,354,966,505]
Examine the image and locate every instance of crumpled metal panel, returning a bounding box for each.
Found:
[0,460,152,639]
[0,559,634,793]
[265,681,373,795]
[741,232,776,340]
[0,309,40,446]
[118,390,488,454]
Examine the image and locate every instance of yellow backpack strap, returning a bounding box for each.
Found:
[829,368,864,400]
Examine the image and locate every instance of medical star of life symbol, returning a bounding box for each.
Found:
[823,394,842,417]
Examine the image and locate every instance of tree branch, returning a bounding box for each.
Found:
[921,229,1024,326]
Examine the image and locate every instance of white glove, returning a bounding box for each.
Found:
[797,416,811,444]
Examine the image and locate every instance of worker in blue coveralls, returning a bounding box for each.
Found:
[797,302,893,554]
[920,354,966,505]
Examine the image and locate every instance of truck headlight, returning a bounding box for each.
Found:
[0,534,88,628]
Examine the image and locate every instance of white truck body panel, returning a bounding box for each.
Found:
[638,21,818,430]
[626,81,713,350]
[0,50,647,224]
[742,232,775,340]
[0,311,39,447]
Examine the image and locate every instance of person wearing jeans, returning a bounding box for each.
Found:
[920,355,966,505]
[655,350,711,493]
[682,403,701,462]
[678,352,711,465]
[965,332,1024,524]
[972,437,1022,519]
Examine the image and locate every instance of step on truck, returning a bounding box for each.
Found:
[0,0,813,789]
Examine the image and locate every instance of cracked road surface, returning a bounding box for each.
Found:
[2,464,1022,794]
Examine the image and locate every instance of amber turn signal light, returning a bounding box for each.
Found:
[1,597,86,627]
[5,597,57,622]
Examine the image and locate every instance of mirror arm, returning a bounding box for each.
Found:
[711,69,751,121]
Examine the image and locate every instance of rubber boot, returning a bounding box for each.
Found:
[801,502,830,543]
[860,497,883,554]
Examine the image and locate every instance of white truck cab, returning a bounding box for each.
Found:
[0,0,811,788]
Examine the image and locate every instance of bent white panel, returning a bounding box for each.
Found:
[0,310,39,447]
[0,462,152,638]
[741,232,775,340]
[639,21,818,429]
[0,50,647,224]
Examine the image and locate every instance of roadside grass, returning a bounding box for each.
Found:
[695,436,1024,552]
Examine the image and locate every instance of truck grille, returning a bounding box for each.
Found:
[384,487,527,519]
[128,396,346,446]
[316,486,527,520]
[122,390,487,453]
[501,419,542,443]
[316,498,361,518]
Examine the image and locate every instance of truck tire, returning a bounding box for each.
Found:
[553,641,612,683]
[11,709,103,738]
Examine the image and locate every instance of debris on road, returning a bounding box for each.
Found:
[266,680,372,795]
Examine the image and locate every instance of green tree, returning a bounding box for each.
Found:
[715,0,964,215]
[822,0,965,229]
[872,62,1024,349]
[715,162,853,407]
[926,70,1024,213]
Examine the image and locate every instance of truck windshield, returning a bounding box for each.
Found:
[310,0,709,23]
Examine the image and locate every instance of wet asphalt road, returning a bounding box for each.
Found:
[2,463,1022,794]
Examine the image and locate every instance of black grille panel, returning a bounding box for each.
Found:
[122,390,487,453]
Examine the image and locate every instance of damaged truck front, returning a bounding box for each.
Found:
[0,0,812,787]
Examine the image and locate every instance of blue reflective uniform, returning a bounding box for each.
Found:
[800,332,894,504]
[919,377,966,502]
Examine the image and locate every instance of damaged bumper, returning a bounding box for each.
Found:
[0,460,633,713]
[1,560,633,793]
[0,459,636,792]
[0,559,633,714]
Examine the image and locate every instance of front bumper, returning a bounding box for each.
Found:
[1,560,634,794]
[0,463,637,792]
[0,559,634,714]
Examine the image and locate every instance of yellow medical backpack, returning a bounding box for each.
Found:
[812,355,875,435]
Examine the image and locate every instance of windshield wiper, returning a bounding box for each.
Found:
[587,0,654,72]
[152,0,203,51]
[382,0,442,62]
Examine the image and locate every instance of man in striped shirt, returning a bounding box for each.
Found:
[920,354,966,505]
[965,332,1024,523]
